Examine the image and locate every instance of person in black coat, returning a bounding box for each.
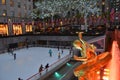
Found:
[14,53,16,60]
[39,64,44,75]
[45,63,49,72]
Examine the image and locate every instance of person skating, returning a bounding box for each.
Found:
[45,63,49,72]
[14,53,16,60]
[58,52,61,59]
[49,49,52,57]
[57,46,59,51]
[18,77,23,80]
[39,64,44,75]
[61,49,63,54]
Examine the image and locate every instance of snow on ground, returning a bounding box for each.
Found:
[0,47,70,80]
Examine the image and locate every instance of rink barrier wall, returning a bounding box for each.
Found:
[26,54,72,80]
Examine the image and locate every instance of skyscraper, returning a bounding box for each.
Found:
[0,0,33,36]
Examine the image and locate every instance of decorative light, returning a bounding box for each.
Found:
[66,62,72,67]
[106,7,109,10]
[96,71,100,74]
[102,76,109,80]
[60,21,62,26]
[2,13,6,16]
[54,72,61,78]
[8,19,11,22]
[102,2,105,5]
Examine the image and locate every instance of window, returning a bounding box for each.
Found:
[18,12,21,17]
[10,0,14,7]
[13,24,22,35]
[26,25,32,32]
[116,0,119,2]
[0,24,8,36]
[24,4,27,10]
[11,11,14,17]
[29,5,31,10]
[18,2,21,8]
[2,0,6,5]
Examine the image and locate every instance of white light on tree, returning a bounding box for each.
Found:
[31,0,101,30]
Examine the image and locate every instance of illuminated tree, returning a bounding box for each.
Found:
[73,0,101,31]
[31,0,101,30]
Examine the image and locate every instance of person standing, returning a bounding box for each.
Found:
[14,53,16,60]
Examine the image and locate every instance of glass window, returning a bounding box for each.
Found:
[2,0,6,5]
[10,0,14,7]
[26,25,32,32]
[11,11,14,17]
[0,24,8,36]
[13,24,22,35]
[90,39,105,50]
[29,5,31,10]
[18,12,21,17]
[24,4,27,10]
[18,2,21,8]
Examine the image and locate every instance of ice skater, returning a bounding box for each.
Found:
[18,77,23,80]
[49,49,52,57]
[57,46,59,51]
[39,64,44,75]
[25,38,29,49]
[58,52,61,59]
[14,53,16,60]
[10,49,14,55]
[61,49,63,54]
[45,63,49,72]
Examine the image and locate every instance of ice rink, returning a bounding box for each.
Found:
[0,47,70,80]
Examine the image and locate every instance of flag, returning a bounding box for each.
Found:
[102,16,107,24]
[110,8,115,22]
[118,11,120,22]
[97,16,101,25]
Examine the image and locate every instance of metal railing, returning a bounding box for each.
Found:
[26,54,72,80]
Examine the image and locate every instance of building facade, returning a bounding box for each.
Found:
[0,0,33,36]
[109,0,120,28]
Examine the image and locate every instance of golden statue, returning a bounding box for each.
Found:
[73,32,97,63]
[73,32,111,80]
